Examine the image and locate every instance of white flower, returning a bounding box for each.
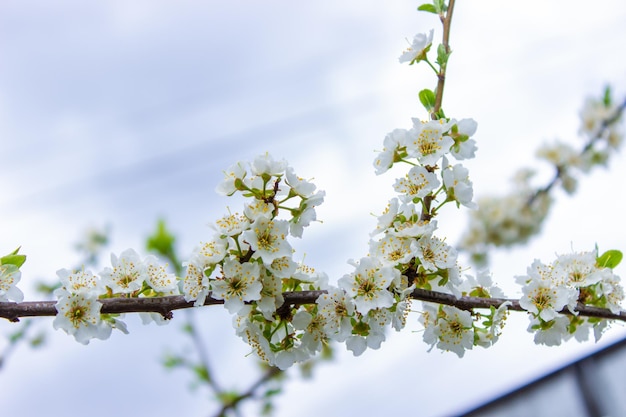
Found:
[519,278,576,321]
[536,141,581,169]
[598,272,625,314]
[407,119,455,166]
[371,198,400,237]
[391,299,411,331]
[182,259,210,306]
[215,214,250,237]
[420,302,440,349]
[250,153,287,176]
[256,268,284,319]
[0,264,24,302]
[412,235,457,272]
[579,96,620,139]
[55,268,105,297]
[285,167,317,198]
[144,255,179,294]
[369,234,414,267]
[391,211,437,238]
[338,257,397,314]
[53,292,111,344]
[211,259,262,314]
[243,218,292,265]
[374,129,409,175]
[216,161,247,196]
[289,190,325,238]
[394,165,440,202]
[475,301,510,348]
[553,251,604,288]
[267,256,297,279]
[243,200,274,221]
[234,310,275,364]
[528,315,571,347]
[316,286,356,342]
[442,158,477,209]
[100,249,147,294]
[434,305,474,357]
[450,118,478,160]
[399,29,434,64]
[460,269,504,299]
[292,310,327,355]
[189,239,229,273]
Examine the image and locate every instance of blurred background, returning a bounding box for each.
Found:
[2,0,626,416]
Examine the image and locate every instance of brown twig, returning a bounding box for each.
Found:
[431,0,455,118]
[2,288,626,322]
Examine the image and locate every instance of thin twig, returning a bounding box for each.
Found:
[212,366,282,417]
[431,0,455,118]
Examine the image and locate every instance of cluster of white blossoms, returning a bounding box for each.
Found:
[366,79,513,357]
[460,170,553,266]
[52,248,179,344]
[516,250,624,346]
[182,153,328,369]
[461,89,624,266]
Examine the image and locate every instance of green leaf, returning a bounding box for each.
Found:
[417,4,437,13]
[146,219,176,258]
[162,354,185,369]
[0,247,26,268]
[434,0,447,13]
[603,85,612,107]
[419,89,436,112]
[597,249,623,269]
[29,332,46,348]
[193,364,211,383]
[436,43,451,67]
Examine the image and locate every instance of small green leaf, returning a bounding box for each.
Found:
[434,0,447,13]
[436,43,451,67]
[162,354,185,369]
[603,85,612,107]
[146,219,176,257]
[193,364,211,383]
[418,89,436,112]
[0,247,26,268]
[597,249,623,269]
[417,4,437,13]
[29,332,46,348]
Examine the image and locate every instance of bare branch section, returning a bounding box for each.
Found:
[2,289,626,323]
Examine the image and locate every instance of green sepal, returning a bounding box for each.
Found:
[597,249,622,269]
[417,4,437,13]
[0,247,26,269]
[419,88,436,112]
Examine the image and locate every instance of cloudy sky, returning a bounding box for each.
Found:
[2,1,626,416]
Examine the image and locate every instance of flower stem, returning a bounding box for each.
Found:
[431,0,455,119]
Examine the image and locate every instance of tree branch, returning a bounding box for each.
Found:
[2,288,626,322]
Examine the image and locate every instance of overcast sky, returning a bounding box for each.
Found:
[2,1,626,416]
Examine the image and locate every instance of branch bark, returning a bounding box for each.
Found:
[2,288,626,323]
